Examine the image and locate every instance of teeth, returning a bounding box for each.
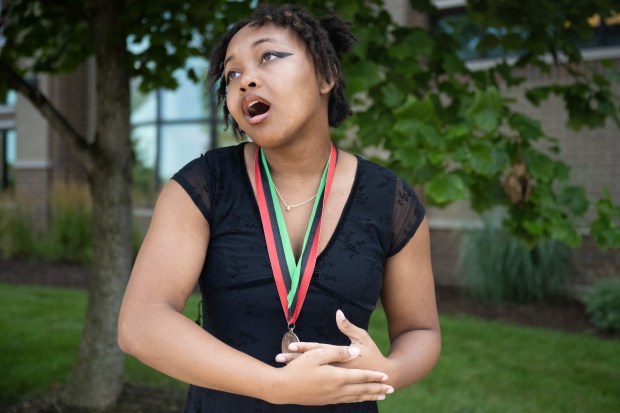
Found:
[247,100,259,116]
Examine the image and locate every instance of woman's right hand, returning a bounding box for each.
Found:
[267,345,394,405]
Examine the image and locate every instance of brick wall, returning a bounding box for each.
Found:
[48,62,89,185]
[14,167,52,228]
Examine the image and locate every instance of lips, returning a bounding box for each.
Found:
[241,95,271,125]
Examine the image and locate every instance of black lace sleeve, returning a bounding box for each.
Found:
[171,155,213,224]
[388,177,425,256]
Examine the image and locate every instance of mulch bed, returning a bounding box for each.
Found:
[0,258,616,412]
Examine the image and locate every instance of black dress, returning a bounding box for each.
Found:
[172,143,425,412]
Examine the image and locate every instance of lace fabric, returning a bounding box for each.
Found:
[171,144,425,412]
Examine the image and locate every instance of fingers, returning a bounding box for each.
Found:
[336,309,368,345]
[275,342,357,364]
[312,344,362,364]
[333,372,393,403]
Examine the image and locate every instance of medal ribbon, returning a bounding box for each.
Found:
[254,144,338,326]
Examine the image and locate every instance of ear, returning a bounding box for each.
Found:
[320,78,335,95]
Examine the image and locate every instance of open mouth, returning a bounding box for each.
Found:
[248,101,270,117]
[242,95,271,124]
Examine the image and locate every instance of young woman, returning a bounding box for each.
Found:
[118,4,440,412]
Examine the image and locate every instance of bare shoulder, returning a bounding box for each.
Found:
[126,180,210,309]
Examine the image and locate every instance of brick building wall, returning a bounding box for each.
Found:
[48,62,90,185]
[14,62,91,228]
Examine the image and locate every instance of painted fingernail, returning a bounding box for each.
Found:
[381,374,389,382]
[348,346,360,357]
[288,343,298,351]
[275,354,286,363]
[337,309,346,321]
[377,395,386,401]
[386,386,394,394]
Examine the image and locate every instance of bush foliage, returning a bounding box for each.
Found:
[0,184,144,263]
[584,277,620,332]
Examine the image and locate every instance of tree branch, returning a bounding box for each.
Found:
[0,58,95,174]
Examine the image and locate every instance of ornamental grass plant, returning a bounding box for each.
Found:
[458,224,574,303]
[0,182,146,263]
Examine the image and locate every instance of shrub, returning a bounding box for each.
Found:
[583,277,620,332]
[0,203,33,259]
[0,184,146,264]
[458,224,574,303]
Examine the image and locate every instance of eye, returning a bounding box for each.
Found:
[261,51,293,63]
[261,51,279,63]
[226,70,240,83]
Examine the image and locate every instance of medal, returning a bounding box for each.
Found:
[281,328,300,354]
[255,144,338,353]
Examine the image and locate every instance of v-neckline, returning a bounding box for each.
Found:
[239,142,360,261]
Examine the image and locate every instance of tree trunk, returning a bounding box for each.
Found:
[61,0,133,409]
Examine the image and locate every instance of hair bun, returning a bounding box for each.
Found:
[319,15,356,56]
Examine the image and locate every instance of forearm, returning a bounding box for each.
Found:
[118,304,276,402]
[384,328,441,390]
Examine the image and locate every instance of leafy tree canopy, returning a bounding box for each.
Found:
[1,0,619,250]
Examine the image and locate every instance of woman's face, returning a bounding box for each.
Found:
[224,23,333,147]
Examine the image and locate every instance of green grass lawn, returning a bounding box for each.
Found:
[1,283,619,412]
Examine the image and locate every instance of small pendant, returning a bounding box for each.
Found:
[281,329,300,353]
[286,205,291,211]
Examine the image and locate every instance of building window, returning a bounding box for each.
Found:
[433,7,620,62]
[131,57,227,202]
[0,129,16,191]
[1,91,17,107]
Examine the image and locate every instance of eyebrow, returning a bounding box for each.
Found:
[223,37,277,69]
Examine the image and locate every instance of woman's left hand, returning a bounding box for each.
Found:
[275,310,390,374]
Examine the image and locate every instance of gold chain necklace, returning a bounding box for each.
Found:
[272,184,317,211]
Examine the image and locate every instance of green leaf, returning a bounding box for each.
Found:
[417,124,442,147]
[389,29,433,60]
[442,52,466,74]
[550,220,581,248]
[346,60,383,96]
[524,152,554,181]
[425,173,468,205]
[392,119,420,140]
[509,113,543,142]
[465,88,504,133]
[381,83,404,108]
[468,142,494,176]
[333,1,360,21]
[590,189,620,249]
[559,186,589,215]
[393,95,436,124]
[397,147,427,170]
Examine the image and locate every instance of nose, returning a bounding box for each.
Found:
[239,70,258,92]
[240,80,257,92]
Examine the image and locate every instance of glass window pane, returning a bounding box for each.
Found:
[2,91,17,107]
[1,129,16,189]
[161,57,210,121]
[132,125,157,169]
[6,129,16,164]
[131,79,157,124]
[160,124,211,179]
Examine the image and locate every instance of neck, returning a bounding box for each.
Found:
[259,139,333,182]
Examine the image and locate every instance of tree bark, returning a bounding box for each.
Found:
[61,0,133,409]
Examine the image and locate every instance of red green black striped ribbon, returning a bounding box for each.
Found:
[254,144,338,326]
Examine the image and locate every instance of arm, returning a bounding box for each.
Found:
[376,216,441,388]
[118,180,393,404]
[282,217,441,390]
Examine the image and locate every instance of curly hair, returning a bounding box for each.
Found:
[208,4,356,140]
